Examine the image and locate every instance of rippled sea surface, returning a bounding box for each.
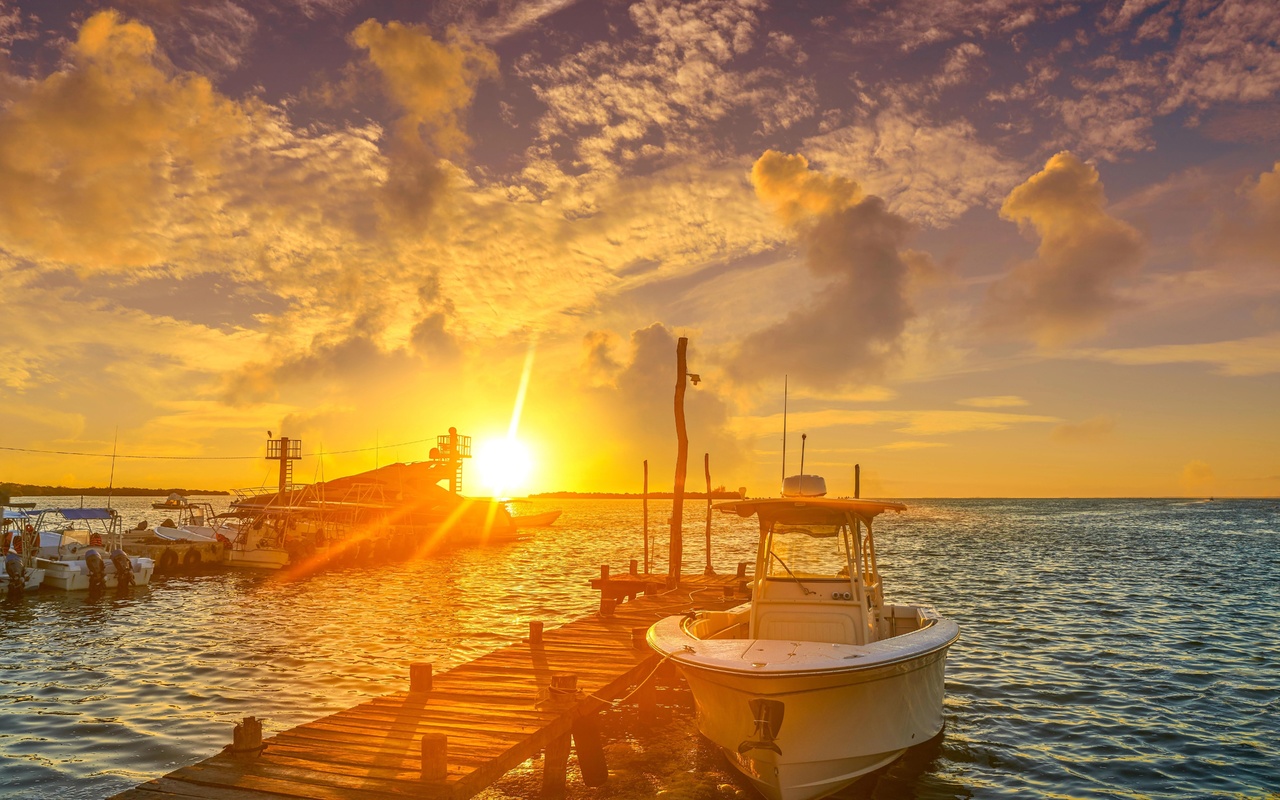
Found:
[1,496,1277,799]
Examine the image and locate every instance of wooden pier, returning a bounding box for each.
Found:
[111,568,749,800]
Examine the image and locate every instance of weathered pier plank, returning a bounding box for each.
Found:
[111,572,748,800]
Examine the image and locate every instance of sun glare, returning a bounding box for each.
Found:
[473,437,533,497]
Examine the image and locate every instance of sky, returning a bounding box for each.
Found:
[0,0,1277,498]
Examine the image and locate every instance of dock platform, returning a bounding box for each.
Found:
[111,570,748,800]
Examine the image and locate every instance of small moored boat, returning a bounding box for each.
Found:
[2,509,45,591]
[511,509,562,529]
[152,492,190,510]
[647,478,958,800]
[32,508,156,591]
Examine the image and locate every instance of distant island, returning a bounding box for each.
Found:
[529,490,745,500]
[1,482,229,499]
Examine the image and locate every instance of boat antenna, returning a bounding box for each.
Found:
[107,427,118,511]
[799,433,807,482]
[781,375,788,494]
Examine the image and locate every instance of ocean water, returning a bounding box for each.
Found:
[0,496,1276,799]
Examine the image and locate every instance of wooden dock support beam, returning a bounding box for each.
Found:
[421,734,448,781]
[410,662,433,693]
[541,731,571,798]
[529,620,544,646]
[637,676,658,725]
[572,713,608,787]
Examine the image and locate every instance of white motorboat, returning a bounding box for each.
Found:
[31,508,155,591]
[124,501,222,545]
[647,480,959,800]
[2,509,45,591]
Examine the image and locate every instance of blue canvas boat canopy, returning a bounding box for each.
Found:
[2,509,34,520]
[56,508,115,520]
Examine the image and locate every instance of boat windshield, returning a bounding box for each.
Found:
[765,521,850,579]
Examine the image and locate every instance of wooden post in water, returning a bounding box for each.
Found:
[572,714,609,787]
[703,452,715,576]
[855,463,861,498]
[670,337,689,588]
[542,731,572,798]
[231,716,263,755]
[642,460,649,574]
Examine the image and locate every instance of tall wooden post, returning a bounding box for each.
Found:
[670,337,689,588]
[642,460,649,574]
[855,464,861,498]
[703,452,714,576]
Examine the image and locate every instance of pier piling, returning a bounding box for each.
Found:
[421,733,448,781]
[230,716,262,756]
[572,714,608,787]
[410,662,433,693]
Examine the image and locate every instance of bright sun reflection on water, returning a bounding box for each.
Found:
[472,437,533,496]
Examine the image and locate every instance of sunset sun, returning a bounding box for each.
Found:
[472,437,533,497]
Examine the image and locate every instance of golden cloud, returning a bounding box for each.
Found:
[731,150,923,387]
[1214,160,1280,268]
[984,152,1145,346]
[749,150,862,225]
[350,19,497,158]
[0,10,248,270]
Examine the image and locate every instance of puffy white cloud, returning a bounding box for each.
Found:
[984,152,1145,346]
[1213,161,1280,268]
[0,11,250,270]
[802,106,1024,227]
[727,150,929,388]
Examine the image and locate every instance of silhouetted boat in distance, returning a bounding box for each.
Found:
[152,492,190,510]
[219,430,552,569]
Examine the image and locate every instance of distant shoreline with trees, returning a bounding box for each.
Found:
[1,483,230,498]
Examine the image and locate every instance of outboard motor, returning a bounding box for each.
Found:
[110,549,135,589]
[5,552,25,595]
[85,548,107,592]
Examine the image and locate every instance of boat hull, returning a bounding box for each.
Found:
[36,556,155,591]
[682,646,950,800]
[649,613,957,800]
[0,568,45,591]
[224,548,289,569]
[511,509,562,529]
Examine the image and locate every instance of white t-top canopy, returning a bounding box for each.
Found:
[717,497,907,526]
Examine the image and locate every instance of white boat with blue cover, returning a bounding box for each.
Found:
[32,508,155,591]
[647,480,959,800]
